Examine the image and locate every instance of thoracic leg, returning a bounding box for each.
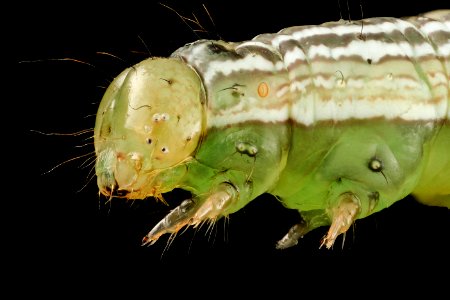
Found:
[320,192,360,249]
[142,183,237,245]
[277,192,361,249]
[276,210,329,249]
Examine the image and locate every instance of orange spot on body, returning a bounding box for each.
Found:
[257,82,269,98]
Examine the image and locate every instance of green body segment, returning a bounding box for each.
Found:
[187,119,448,219]
[94,10,450,248]
[184,123,291,215]
[170,10,450,218]
[413,125,450,207]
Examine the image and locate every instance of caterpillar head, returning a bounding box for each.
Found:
[94,58,205,199]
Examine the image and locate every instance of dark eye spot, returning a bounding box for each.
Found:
[100,123,112,137]
[161,147,169,153]
[160,78,173,85]
[161,113,169,121]
[367,58,372,64]
[146,138,152,145]
[368,158,383,172]
[105,125,111,135]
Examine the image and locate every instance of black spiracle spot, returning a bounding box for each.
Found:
[207,42,241,59]
[208,43,229,54]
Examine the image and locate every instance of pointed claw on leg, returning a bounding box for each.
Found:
[276,210,329,249]
[276,221,307,249]
[320,192,360,249]
[142,199,197,246]
[191,183,236,227]
[142,183,237,246]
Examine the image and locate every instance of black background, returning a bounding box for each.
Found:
[12,0,449,293]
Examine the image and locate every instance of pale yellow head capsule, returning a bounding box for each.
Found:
[94,58,205,199]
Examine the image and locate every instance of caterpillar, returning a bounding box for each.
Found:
[94,9,450,250]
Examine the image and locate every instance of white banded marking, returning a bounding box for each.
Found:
[419,20,450,36]
[437,42,450,56]
[289,75,439,92]
[288,40,439,66]
[272,20,421,48]
[290,96,448,126]
[236,41,283,59]
[203,56,285,84]
[209,104,290,127]
[208,96,448,128]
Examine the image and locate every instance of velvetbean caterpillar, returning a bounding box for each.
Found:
[92,8,450,251]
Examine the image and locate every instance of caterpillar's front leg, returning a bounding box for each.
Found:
[142,183,238,245]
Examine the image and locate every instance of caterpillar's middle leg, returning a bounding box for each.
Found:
[276,192,361,249]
